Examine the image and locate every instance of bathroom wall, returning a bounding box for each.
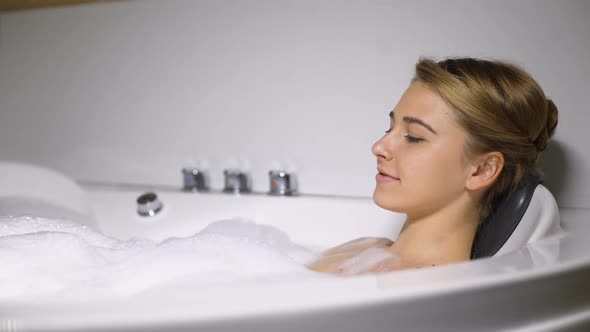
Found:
[0,0,589,208]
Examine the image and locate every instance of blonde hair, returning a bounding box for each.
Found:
[413,57,558,219]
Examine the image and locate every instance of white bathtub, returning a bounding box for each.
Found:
[1,167,590,331]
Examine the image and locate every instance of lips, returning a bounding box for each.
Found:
[376,167,400,181]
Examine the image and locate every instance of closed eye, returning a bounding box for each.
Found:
[404,135,424,143]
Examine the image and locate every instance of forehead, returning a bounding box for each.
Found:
[393,82,456,130]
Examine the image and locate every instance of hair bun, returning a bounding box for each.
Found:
[534,98,559,152]
[545,98,559,139]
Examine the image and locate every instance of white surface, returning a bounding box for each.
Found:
[85,187,404,249]
[0,161,92,218]
[1,184,589,331]
[496,185,561,256]
[0,0,589,208]
[0,162,587,331]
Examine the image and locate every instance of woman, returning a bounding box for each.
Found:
[308,57,559,275]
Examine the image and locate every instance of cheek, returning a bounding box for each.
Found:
[373,143,467,212]
[407,144,468,205]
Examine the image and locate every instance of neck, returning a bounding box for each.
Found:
[389,194,480,268]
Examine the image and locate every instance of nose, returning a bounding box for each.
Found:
[371,134,393,160]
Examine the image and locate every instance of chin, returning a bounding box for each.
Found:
[372,188,404,213]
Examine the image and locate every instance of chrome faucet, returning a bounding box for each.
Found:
[182,167,209,192]
[181,165,299,196]
[223,169,251,194]
[137,192,163,217]
[268,170,298,196]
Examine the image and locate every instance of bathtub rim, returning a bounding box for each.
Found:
[2,223,589,331]
[2,184,589,331]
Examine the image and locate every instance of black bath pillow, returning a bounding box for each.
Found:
[470,173,543,259]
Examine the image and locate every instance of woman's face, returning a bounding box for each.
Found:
[372,82,472,219]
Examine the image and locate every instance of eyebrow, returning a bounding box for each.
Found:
[389,111,438,135]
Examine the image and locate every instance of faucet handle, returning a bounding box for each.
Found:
[182,167,209,192]
[223,169,252,194]
[268,170,298,196]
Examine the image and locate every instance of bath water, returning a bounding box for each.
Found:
[0,215,398,300]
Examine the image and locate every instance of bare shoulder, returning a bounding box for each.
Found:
[322,237,393,256]
[306,237,395,275]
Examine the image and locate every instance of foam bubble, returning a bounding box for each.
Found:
[0,215,322,300]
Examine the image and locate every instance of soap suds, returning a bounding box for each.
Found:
[0,216,322,300]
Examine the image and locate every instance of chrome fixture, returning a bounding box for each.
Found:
[268,170,298,196]
[182,167,209,192]
[223,169,251,194]
[137,192,163,217]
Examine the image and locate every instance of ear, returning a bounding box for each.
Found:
[465,152,504,191]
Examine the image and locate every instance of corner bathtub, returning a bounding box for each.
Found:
[2,184,590,332]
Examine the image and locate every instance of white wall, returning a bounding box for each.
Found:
[0,0,588,208]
